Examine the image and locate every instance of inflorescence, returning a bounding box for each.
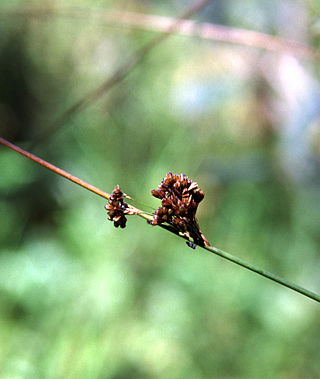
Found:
[105,174,209,248]
[150,173,209,248]
[105,185,134,228]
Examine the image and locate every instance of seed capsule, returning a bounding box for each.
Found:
[172,217,180,226]
[152,189,161,199]
[162,198,172,207]
[179,204,187,217]
[193,189,204,202]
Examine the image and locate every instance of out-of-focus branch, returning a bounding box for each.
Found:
[105,10,319,60]
[2,6,319,61]
[20,0,214,147]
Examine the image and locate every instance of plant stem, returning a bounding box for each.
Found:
[203,244,320,303]
[1,136,319,303]
[0,137,111,201]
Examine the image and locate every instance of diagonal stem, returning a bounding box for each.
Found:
[1,136,319,303]
[203,244,320,303]
[0,137,111,201]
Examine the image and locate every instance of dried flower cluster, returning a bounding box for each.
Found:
[151,173,209,247]
[105,185,134,228]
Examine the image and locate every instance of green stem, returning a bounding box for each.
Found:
[203,244,320,303]
[138,209,320,303]
[1,136,319,304]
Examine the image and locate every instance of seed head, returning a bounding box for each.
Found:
[150,173,208,247]
[105,185,139,228]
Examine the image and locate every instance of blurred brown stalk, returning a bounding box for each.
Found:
[1,6,319,61]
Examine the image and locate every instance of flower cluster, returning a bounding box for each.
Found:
[105,185,130,228]
[151,173,208,247]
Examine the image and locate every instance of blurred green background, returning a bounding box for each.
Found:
[1,1,320,378]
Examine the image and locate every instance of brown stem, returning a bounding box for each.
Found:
[0,136,148,220]
[0,136,110,199]
[0,137,199,236]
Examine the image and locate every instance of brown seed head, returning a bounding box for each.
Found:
[106,185,131,228]
[150,173,207,247]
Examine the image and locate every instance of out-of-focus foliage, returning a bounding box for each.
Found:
[1,1,320,378]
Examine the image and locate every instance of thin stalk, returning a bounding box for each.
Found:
[1,136,319,303]
[0,137,111,201]
[203,244,320,303]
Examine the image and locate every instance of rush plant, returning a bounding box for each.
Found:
[1,136,319,304]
